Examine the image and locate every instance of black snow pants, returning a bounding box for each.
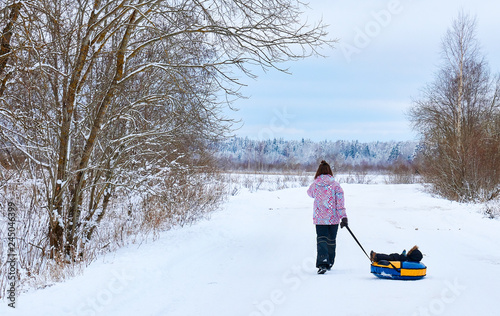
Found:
[315,224,339,268]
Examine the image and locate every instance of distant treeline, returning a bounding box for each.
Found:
[213,137,421,172]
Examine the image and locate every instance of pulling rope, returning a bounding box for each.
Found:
[345,224,401,273]
[345,225,371,261]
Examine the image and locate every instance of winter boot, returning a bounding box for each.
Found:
[317,266,327,274]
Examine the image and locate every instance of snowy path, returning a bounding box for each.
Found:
[2,184,500,316]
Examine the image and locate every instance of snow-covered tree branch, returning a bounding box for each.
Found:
[0,0,331,261]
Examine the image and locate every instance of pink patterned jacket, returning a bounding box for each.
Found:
[307,174,347,225]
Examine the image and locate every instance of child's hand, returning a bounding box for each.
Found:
[340,217,348,228]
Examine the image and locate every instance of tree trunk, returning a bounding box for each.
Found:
[65,8,138,258]
[0,2,21,98]
[50,1,102,257]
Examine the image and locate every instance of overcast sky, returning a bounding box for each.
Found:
[223,0,500,142]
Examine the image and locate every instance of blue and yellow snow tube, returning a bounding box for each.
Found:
[371,260,426,280]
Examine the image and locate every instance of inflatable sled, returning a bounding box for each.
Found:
[371,260,426,280]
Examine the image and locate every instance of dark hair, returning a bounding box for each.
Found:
[314,160,333,179]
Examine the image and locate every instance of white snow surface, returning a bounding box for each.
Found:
[3,183,500,316]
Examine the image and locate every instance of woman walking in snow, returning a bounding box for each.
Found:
[307,160,348,274]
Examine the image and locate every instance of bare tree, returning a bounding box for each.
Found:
[409,12,500,202]
[0,0,331,261]
[0,1,21,95]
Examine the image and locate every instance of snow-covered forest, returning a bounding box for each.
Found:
[214,137,419,172]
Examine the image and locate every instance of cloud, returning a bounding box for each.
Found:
[227,0,500,142]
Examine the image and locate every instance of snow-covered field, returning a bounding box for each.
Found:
[2,182,500,316]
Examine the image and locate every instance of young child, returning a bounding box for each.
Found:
[370,245,423,263]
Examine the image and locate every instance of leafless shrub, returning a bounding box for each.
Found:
[254,176,266,191]
[143,170,226,231]
[384,158,420,184]
[483,199,500,219]
[299,174,313,187]
[339,171,374,184]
